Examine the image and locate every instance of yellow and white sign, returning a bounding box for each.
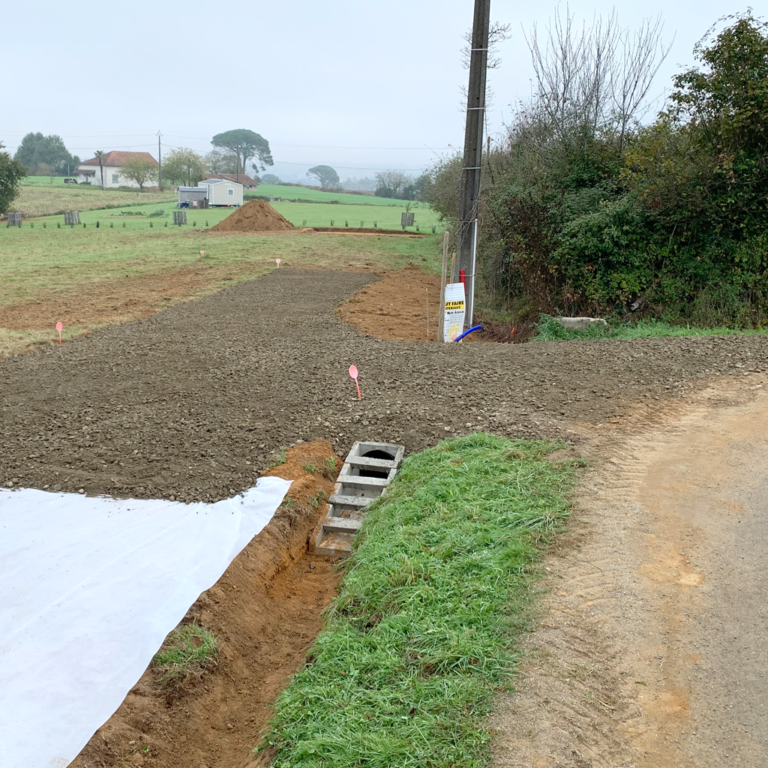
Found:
[443,282,466,342]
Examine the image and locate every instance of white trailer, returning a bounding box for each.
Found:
[197,179,243,207]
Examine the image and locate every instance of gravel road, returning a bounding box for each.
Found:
[2,268,768,502]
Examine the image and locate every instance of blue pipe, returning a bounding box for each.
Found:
[453,325,483,342]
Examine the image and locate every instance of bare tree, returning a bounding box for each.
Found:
[524,9,670,149]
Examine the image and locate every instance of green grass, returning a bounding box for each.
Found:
[534,314,768,342]
[261,434,577,768]
[154,622,218,687]
[248,184,424,208]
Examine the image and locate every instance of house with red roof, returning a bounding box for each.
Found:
[75,151,159,188]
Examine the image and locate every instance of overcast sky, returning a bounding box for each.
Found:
[1,0,746,182]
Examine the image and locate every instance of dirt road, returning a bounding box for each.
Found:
[493,376,768,767]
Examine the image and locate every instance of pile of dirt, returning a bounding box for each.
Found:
[210,201,295,233]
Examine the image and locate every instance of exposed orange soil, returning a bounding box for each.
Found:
[336,265,444,341]
[71,440,342,768]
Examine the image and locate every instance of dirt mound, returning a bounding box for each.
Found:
[210,201,295,232]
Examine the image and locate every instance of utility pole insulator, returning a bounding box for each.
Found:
[456,0,491,327]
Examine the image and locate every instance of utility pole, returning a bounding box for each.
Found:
[456,0,491,327]
[157,131,162,191]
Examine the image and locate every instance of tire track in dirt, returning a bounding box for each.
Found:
[492,375,768,767]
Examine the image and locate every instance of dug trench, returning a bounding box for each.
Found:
[71,439,344,768]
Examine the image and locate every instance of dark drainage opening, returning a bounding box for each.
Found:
[359,449,394,479]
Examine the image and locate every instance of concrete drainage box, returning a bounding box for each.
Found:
[312,441,405,557]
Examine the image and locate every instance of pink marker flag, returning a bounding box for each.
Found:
[200,250,205,256]
[349,365,361,400]
[276,258,281,267]
[56,322,63,345]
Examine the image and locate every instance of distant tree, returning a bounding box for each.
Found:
[14,133,43,172]
[14,132,75,176]
[307,165,340,190]
[119,156,158,192]
[162,148,206,186]
[261,173,281,184]
[37,162,55,183]
[374,170,411,199]
[206,148,238,175]
[94,150,105,189]
[0,142,27,215]
[211,129,273,179]
[341,177,377,192]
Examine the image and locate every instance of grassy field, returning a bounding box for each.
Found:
[12,182,175,217]
[20,176,79,186]
[261,434,577,767]
[0,226,441,307]
[13,198,442,232]
[248,183,424,208]
[12,178,430,222]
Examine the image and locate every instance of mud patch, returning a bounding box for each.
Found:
[71,440,342,768]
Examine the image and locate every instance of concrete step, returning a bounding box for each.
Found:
[328,494,370,508]
[346,455,396,469]
[322,518,362,534]
[337,475,389,488]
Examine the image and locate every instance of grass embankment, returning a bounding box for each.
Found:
[261,434,577,768]
[535,315,768,342]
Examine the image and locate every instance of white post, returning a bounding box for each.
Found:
[468,219,478,326]
[439,231,449,342]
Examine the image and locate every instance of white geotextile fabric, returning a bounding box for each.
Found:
[0,478,291,768]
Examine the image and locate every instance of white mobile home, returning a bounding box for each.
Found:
[197,179,243,206]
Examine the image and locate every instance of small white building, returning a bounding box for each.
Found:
[75,151,159,188]
[198,178,243,206]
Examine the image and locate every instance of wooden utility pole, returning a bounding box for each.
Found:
[455,0,491,327]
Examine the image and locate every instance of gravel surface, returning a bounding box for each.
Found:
[2,268,767,502]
